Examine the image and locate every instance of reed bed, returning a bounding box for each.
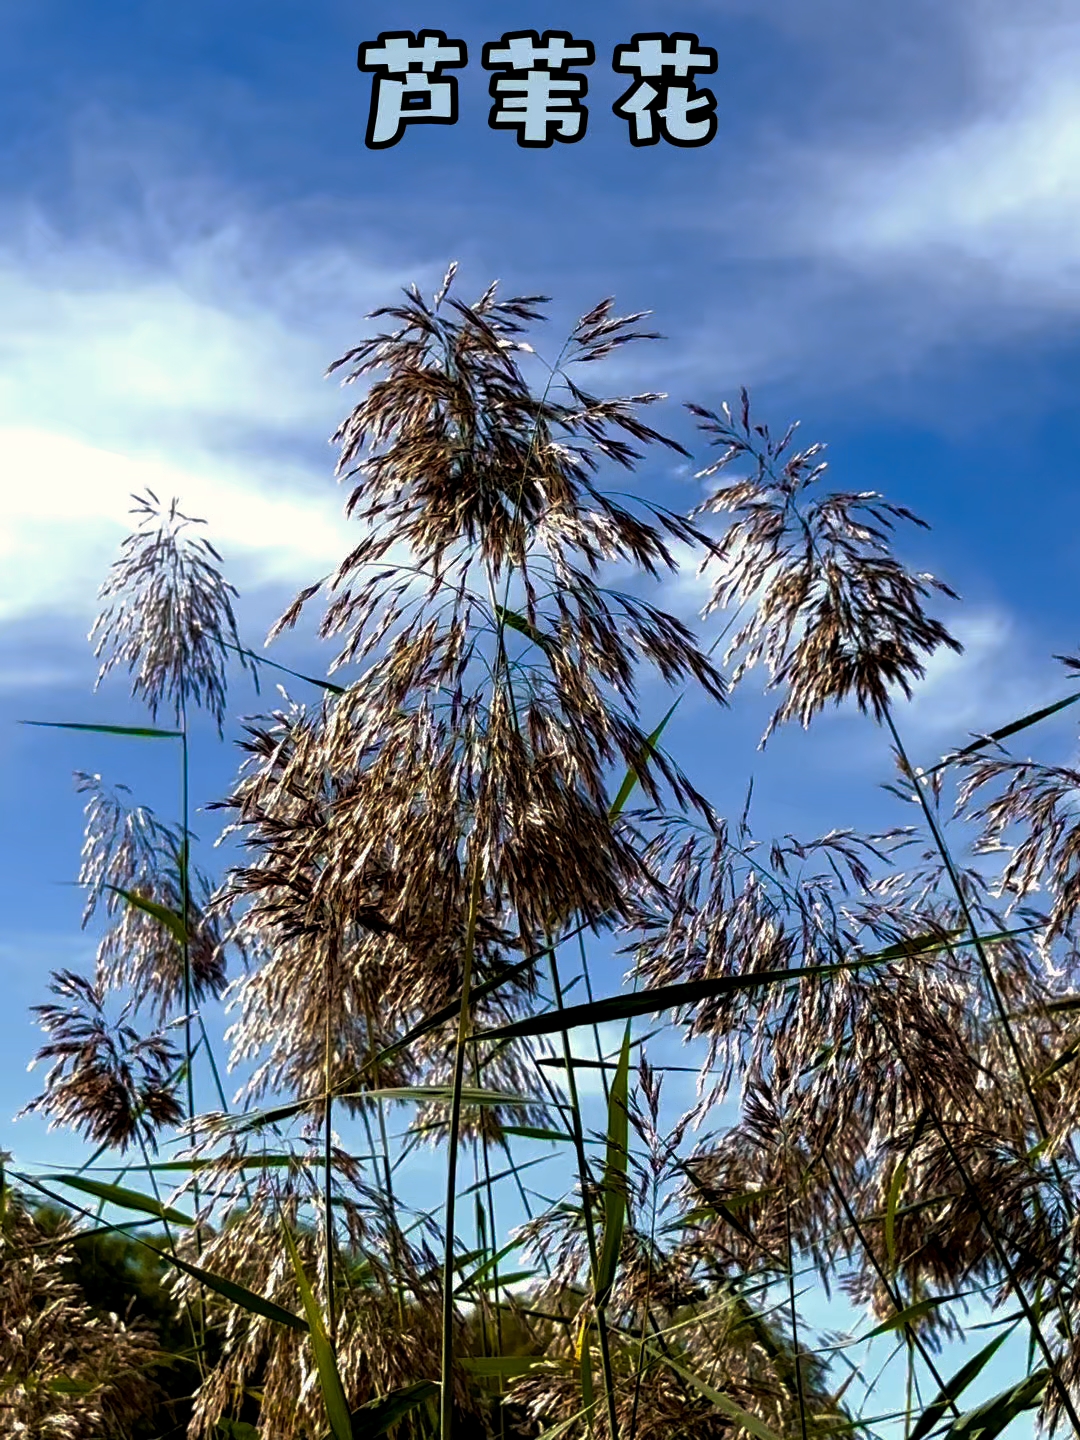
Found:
[8,264,1080,1440]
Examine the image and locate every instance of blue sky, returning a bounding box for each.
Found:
[3,0,1080,1428]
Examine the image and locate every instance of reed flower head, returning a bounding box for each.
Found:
[214,698,550,1134]
[171,1176,450,1440]
[0,1190,160,1438]
[76,772,227,1019]
[265,267,724,965]
[20,969,183,1152]
[689,390,961,744]
[90,489,255,734]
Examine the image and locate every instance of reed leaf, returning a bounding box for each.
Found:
[336,1380,440,1440]
[479,954,915,1041]
[155,1246,310,1333]
[103,884,188,946]
[908,1326,1017,1440]
[595,1024,631,1306]
[282,1219,353,1440]
[925,691,1080,775]
[43,1174,193,1226]
[863,1293,968,1340]
[20,720,183,738]
[938,1370,1049,1440]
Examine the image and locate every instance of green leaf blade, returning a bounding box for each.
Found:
[104,885,188,945]
[908,1326,1016,1440]
[282,1220,353,1440]
[342,1379,439,1440]
[608,700,680,820]
[43,1174,194,1227]
[21,720,182,738]
[153,1245,312,1333]
[595,1024,631,1305]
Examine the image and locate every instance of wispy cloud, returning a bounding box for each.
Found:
[635,2,1080,401]
[807,16,1080,289]
[900,606,1064,743]
[0,190,424,625]
[0,426,360,622]
[767,3,1080,335]
[5,2,1079,635]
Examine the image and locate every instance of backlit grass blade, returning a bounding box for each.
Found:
[484,926,989,1043]
[20,720,183,738]
[595,1024,631,1306]
[536,1056,618,1072]
[863,1292,967,1340]
[494,604,557,656]
[1008,992,1080,1019]
[500,1125,574,1143]
[119,1154,336,1172]
[925,691,1080,775]
[479,956,903,1042]
[535,1405,599,1440]
[153,1246,310,1333]
[23,1169,308,1332]
[350,1085,539,1105]
[608,700,680,820]
[579,1319,595,1438]
[282,1219,353,1440]
[1035,1036,1080,1085]
[858,1193,951,1228]
[104,884,188,946]
[461,1155,550,1199]
[439,862,485,1440]
[222,640,347,695]
[884,1158,907,1278]
[468,1268,534,1293]
[908,1326,1016,1440]
[227,1086,543,1134]
[938,1368,1048,1440]
[46,1376,99,1396]
[454,1236,523,1296]
[216,1420,261,1439]
[367,918,606,1072]
[44,1174,193,1227]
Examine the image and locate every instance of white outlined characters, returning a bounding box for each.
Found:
[612,33,718,147]
[481,31,595,148]
[358,30,467,149]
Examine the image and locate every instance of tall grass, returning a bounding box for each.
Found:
[9,267,1080,1440]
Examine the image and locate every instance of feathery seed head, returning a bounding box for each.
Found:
[90,490,255,734]
[689,390,961,744]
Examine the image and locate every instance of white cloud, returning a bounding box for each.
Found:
[900,606,1063,744]
[791,4,1080,310]
[0,426,355,622]
[0,195,430,626]
[0,188,404,448]
[640,2,1080,399]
